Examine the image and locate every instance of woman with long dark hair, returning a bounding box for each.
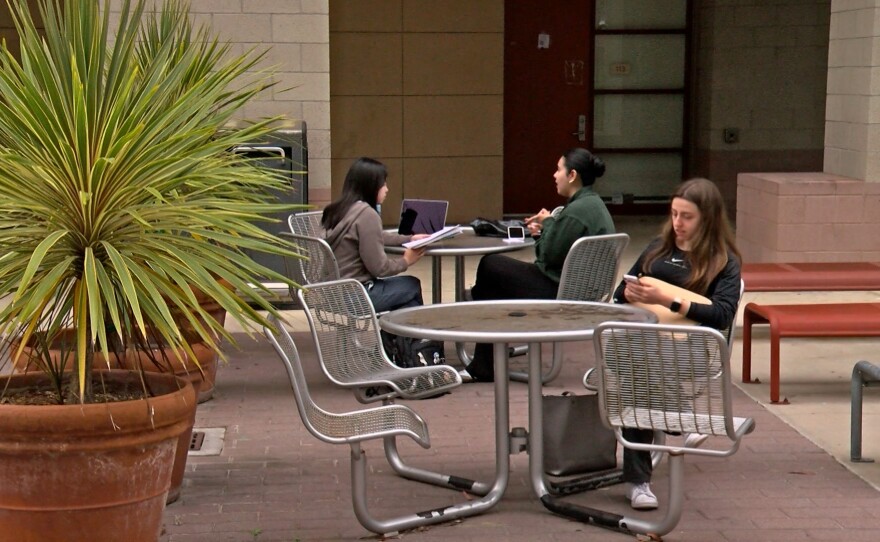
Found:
[466,148,615,381]
[613,177,742,510]
[323,157,426,312]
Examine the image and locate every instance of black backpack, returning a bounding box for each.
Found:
[381,331,445,368]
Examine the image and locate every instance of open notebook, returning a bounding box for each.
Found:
[398,199,448,235]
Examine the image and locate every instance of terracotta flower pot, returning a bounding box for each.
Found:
[0,370,196,542]
[166,378,200,505]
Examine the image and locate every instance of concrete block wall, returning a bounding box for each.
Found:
[736,172,880,262]
[110,0,332,204]
[695,1,829,215]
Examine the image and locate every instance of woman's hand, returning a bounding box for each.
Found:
[624,280,671,306]
[410,233,430,241]
[525,208,551,225]
[525,208,551,235]
[403,246,426,266]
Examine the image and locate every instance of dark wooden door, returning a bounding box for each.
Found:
[503,1,593,215]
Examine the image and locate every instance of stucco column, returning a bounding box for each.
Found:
[825,0,880,182]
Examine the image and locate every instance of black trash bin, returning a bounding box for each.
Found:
[232,120,308,308]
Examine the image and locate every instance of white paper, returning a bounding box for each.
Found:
[402,226,462,249]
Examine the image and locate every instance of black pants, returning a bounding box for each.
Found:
[466,254,559,381]
[622,428,654,484]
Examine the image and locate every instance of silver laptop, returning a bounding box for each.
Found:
[398,199,448,235]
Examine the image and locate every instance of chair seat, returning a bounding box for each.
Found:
[612,407,753,438]
[312,402,430,447]
[338,364,461,399]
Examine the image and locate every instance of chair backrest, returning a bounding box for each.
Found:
[297,278,395,386]
[263,314,430,447]
[263,313,348,444]
[557,233,630,302]
[593,321,740,440]
[288,210,324,238]
[279,232,340,287]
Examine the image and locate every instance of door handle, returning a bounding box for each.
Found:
[571,114,586,142]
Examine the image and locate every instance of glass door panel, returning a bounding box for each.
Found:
[594,94,683,149]
[592,0,690,210]
[595,153,683,200]
[595,35,685,90]
[595,0,687,29]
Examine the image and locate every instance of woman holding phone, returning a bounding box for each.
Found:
[612,177,741,510]
[465,147,614,382]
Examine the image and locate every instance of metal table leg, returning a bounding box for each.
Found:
[431,256,442,304]
[454,255,466,302]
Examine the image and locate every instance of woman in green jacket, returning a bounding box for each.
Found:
[466,147,615,381]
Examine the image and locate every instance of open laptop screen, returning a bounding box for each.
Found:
[398,199,448,235]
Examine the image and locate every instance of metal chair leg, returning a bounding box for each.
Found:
[382,435,491,496]
[350,442,503,536]
[851,360,880,462]
[540,452,687,537]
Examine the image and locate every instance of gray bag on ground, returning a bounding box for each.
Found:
[542,391,618,476]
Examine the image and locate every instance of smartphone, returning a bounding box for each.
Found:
[507,226,526,241]
[623,274,641,284]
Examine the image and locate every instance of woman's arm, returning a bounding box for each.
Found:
[358,212,409,278]
[382,230,411,246]
[613,240,658,303]
[683,257,742,330]
[537,214,591,270]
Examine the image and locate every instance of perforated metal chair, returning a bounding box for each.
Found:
[279,232,339,287]
[288,210,323,238]
[505,233,630,383]
[299,279,461,403]
[264,314,488,535]
[542,322,755,536]
[288,285,489,500]
[584,278,745,391]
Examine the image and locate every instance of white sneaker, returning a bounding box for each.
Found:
[685,432,710,448]
[626,483,658,510]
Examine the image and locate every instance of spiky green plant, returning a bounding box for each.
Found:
[0,0,302,402]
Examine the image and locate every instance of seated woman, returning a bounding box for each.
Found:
[322,157,426,312]
[466,147,614,382]
[612,177,742,511]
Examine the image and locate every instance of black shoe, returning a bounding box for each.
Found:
[466,345,495,382]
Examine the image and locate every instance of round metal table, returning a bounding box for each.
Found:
[380,300,656,520]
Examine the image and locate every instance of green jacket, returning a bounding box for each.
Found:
[535,186,615,282]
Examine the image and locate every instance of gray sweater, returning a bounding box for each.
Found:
[324,201,412,283]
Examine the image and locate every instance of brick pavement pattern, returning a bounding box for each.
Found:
[160,332,880,541]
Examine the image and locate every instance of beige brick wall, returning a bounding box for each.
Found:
[110,0,332,203]
[825,1,880,182]
[328,0,504,224]
[737,172,880,262]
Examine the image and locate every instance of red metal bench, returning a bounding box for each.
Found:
[742,302,880,403]
[741,262,880,292]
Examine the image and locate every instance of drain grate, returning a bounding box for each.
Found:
[190,430,206,451]
[188,427,226,457]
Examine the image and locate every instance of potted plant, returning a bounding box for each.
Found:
[0,0,301,540]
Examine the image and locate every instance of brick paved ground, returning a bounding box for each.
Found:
[159,331,880,542]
